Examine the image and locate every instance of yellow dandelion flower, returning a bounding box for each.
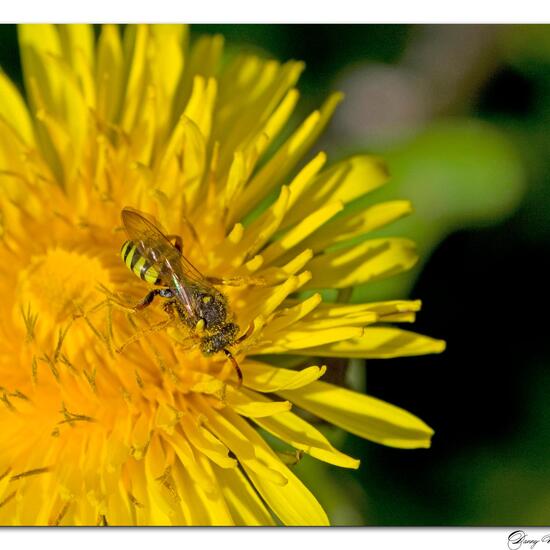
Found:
[0,24,445,526]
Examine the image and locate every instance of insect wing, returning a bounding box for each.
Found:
[121,208,176,265]
[122,208,207,281]
[121,208,216,321]
[161,254,198,320]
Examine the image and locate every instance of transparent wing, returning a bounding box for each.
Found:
[121,207,215,320]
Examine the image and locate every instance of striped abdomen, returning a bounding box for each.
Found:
[121,240,163,286]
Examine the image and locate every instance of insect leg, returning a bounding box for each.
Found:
[166,235,183,253]
[116,317,174,353]
[92,286,173,316]
[207,275,266,287]
[223,348,243,388]
[133,288,164,311]
[134,288,173,311]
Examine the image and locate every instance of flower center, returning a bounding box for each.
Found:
[17,248,112,325]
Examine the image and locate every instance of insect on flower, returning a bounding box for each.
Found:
[119,207,250,385]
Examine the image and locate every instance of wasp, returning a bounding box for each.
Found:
[119,207,247,385]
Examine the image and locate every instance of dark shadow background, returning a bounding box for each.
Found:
[2,24,550,525]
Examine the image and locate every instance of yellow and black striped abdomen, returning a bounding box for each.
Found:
[120,240,163,286]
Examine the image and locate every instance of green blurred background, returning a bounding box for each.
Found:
[2,24,550,525]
